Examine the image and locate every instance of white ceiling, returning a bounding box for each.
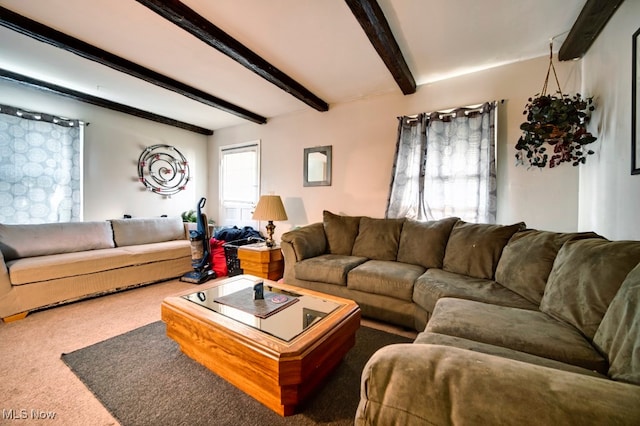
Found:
[0,0,587,133]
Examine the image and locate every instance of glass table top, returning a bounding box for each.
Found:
[182,276,342,342]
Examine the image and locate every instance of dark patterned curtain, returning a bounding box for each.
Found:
[0,104,83,224]
[386,101,497,223]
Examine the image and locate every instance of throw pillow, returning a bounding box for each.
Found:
[322,210,361,256]
[540,239,640,340]
[495,230,601,305]
[396,217,459,268]
[442,220,525,280]
[351,217,405,261]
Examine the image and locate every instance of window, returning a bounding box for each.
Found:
[387,102,497,223]
[219,141,260,228]
[0,105,84,224]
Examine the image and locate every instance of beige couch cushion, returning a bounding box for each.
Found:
[0,221,115,261]
[495,230,601,305]
[443,221,525,280]
[294,254,368,286]
[352,217,405,261]
[540,239,640,340]
[348,260,425,301]
[413,268,536,313]
[7,248,135,284]
[7,240,190,285]
[426,297,608,373]
[593,263,640,385]
[322,211,361,255]
[396,217,458,268]
[111,217,185,247]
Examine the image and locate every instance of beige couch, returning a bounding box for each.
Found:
[0,217,192,321]
[281,211,640,424]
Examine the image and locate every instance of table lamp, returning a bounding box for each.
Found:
[252,195,288,247]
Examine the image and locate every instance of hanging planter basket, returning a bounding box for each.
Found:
[515,43,597,168]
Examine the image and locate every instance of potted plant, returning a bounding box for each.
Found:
[515,44,597,168]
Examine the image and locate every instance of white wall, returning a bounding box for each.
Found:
[209,55,582,240]
[579,0,640,240]
[0,80,209,221]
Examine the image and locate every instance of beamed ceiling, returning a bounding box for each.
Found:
[0,0,624,135]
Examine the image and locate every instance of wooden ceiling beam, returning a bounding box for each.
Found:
[0,69,214,135]
[135,0,329,112]
[345,0,416,95]
[558,0,625,61]
[0,6,266,125]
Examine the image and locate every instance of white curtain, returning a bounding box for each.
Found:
[0,107,83,224]
[386,102,497,223]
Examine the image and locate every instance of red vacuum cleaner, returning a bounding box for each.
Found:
[181,197,216,284]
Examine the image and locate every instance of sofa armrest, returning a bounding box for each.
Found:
[356,344,640,426]
[281,223,327,262]
[281,223,327,283]
[0,250,11,297]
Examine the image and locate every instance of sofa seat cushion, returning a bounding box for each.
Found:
[443,220,525,279]
[495,230,601,305]
[118,240,191,263]
[396,217,458,268]
[111,216,185,247]
[540,239,640,340]
[294,254,368,286]
[7,248,136,285]
[7,240,191,285]
[415,332,605,378]
[426,298,608,373]
[412,269,537,313]
[347,260,425,301]
[0,221,115,261]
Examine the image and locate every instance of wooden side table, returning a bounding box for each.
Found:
[237,244,284,281]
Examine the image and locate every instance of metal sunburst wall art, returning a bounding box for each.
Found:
[137,144,190,197]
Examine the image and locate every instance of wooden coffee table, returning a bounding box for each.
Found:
[161,275,361,416]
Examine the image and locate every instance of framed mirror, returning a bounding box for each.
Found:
[633,26,640,175]
[303,146,332,186]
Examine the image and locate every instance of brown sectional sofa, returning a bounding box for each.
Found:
[0,216,192,321]
[283,211,549,330]
[281,211,640,424]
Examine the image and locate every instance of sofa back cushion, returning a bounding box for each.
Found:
[0,221,115,261]
[495,230,601,305]
[111,217,185,247]
[352,217,405,261]
[396,217,458,268]
[443,221,525,280]
[322,210,361,255]
[593,263,640,384]
[540,239,640,340]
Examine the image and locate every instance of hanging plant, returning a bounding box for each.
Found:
[515,43,597,168]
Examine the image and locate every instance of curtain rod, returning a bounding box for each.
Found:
[401,99,504,122]
[0,103,88,127]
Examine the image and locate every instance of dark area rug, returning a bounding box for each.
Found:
[61,321,413,426]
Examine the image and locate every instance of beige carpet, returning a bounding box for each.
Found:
[0,278,415,425]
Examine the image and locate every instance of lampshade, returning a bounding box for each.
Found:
[252,195,288,221]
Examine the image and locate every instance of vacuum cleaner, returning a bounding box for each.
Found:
[181,197,216,284]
